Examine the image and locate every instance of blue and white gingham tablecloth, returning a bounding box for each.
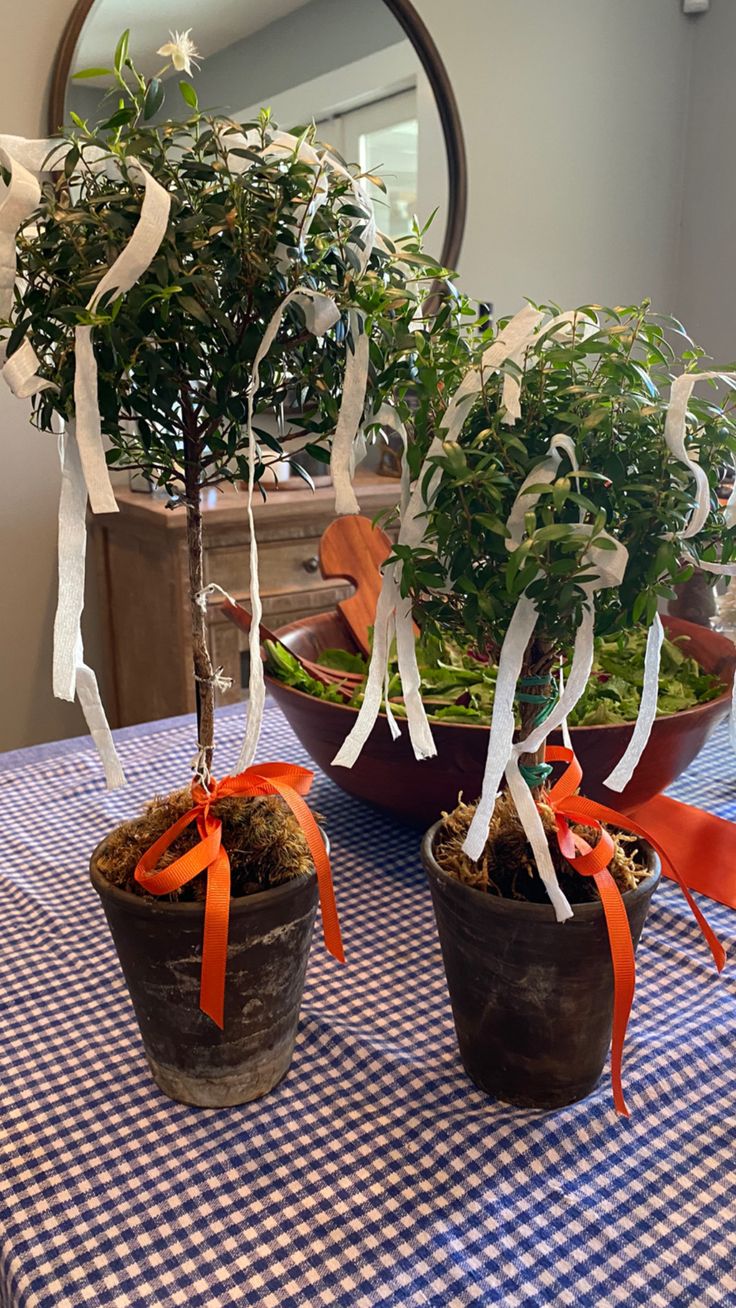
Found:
[1,701,736,1308]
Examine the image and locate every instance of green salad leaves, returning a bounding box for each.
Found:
[264,627,723,727]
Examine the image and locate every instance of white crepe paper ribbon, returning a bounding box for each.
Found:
[603,613,665,792]
[74,159,171,515]
[236,287,341,772]
[440,303,544,443]
[462,504,628,922]
[461,593,541,861]
[559,665,573,751]
[461,432,583,866]
[331,307,371,515]
[600,368,736,785]
[54,425,125,788]
[506,433,579,546]
[333,573,398,765]
[222,130,375,518]
[222,127,376,276]
[370,402,411,516]
[333,306,545,770]
[2,338,57,398]
[663,371,736,538]
[504,753,573,921]
[0,135,68,175]
[382,608,401,742]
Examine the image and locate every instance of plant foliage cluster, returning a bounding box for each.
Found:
[1,30,475,500]
[394,304,736,658]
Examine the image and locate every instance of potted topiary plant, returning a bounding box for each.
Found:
[0,30,444,1106]
[334,301,734,1114]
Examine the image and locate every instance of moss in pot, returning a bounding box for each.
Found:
[2,30,453,1107]
[333,300,734,1114]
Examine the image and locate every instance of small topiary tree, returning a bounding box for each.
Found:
[0,30,451,781]
[338,301,736,883]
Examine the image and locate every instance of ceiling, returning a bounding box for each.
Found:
[73,0,314,77]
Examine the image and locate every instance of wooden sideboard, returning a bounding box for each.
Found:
[91,475,399,727]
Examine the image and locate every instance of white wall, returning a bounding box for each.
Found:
[1,0,730,750]
[416,0,693,314]
[676,0,736,364]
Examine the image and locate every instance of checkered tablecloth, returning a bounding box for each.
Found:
[1,702,736,1308]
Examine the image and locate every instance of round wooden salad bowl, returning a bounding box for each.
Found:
[265,613,736,828]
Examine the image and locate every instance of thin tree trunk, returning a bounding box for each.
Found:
[183,400,215,773]
[517,637,556,798]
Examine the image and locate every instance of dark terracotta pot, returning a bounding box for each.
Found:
[90,840,318,1108]
[266,612,735,826]
[421,822,661,1109]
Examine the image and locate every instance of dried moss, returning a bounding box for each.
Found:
[96,789,317,903]
[433,792,650,905]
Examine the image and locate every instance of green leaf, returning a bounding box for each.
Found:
[113,30,130,73]
[179,80,199,110]
[72,67,114,80]
[143,78,165,120]
[102,107,135,130]
[176,295,211,326]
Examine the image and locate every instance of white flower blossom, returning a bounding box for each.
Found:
[157,29,202,76]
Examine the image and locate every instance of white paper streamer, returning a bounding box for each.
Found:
[506,433,579,546]
[383,608,401,742]
[665,373,716,539]
[603,612,665,791]
[0,135,67,175]
[559,665,573,751]
[332,577,397,766]
[236,287,340,772]
[505,753,573,921]
[462,515,628,904]
[2,338,56,398]
[54,427,124,788]
[73,159,172,515]
[222,126,375,516]
[331,307,370,515]
[370,402,411,517]
[461,593,540,861]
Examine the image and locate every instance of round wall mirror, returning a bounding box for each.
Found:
[49,0,467,268]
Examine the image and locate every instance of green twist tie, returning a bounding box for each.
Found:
[519,760,554,787]
[516,671,556,789]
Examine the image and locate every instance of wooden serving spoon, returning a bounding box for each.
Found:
[319,515,394,656]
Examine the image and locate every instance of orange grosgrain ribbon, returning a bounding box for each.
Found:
[134,763,344,1028]
[542,745,725,1116]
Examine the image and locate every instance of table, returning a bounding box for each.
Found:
[1,703,735,1307]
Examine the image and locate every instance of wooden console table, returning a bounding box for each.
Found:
[91,476,398,727]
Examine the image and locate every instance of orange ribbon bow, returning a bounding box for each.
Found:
[543,745,726,1116]
[134,762,344,1028]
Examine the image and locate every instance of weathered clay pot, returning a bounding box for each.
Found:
[421,822,661,1110]
[90,840,318,1108]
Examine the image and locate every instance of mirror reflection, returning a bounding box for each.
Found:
[67,0,449,258]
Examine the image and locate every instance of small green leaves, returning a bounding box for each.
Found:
[396,299,736,661]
